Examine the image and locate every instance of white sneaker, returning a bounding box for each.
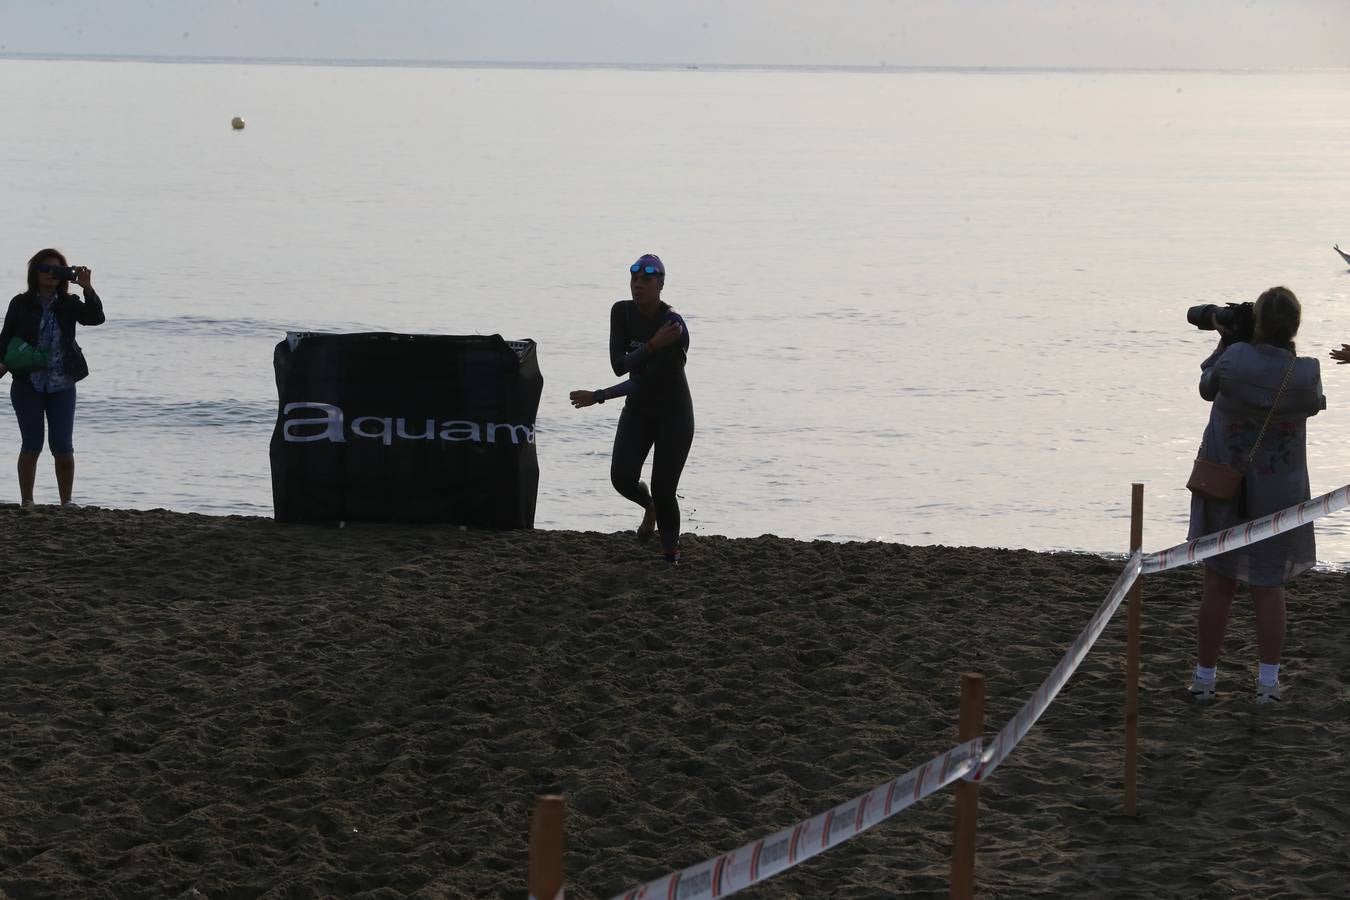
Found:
[1188,678,1217,702]
[1256,681,1281,704]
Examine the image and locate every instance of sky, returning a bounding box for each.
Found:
[0,0,1345,70]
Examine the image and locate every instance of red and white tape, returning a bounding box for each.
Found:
[600,488,1350,899]
[608,553,1144,899]
[969,552,1141,781]
[1143,484,1350,575]
[608,737,983,900]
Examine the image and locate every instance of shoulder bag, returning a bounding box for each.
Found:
[3,336,49,375]
[1187,357,1296,501]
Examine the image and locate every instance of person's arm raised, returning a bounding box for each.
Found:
[73,267,105,326]
[1198,338,1231,401]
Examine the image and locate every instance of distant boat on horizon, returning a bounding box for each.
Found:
[1337,244,1350,267]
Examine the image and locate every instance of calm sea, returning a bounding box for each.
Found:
[2,57,1349,559]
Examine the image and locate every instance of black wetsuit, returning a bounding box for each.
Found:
[596,300,694,554]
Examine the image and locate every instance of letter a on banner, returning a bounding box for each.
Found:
[282,402,345,442]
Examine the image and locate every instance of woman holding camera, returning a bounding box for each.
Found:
[0,249,105,507]
[1187,286,1324,704]
[569,253,693,564]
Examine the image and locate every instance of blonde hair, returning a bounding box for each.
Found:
[1253,286,1300,350]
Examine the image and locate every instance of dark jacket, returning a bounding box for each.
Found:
[0,290,106,382]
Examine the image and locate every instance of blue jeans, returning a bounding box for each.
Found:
[11,376,77,456]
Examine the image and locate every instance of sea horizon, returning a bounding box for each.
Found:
[4,49,1347,76]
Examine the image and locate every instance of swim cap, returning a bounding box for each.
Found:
[630,253,665,275]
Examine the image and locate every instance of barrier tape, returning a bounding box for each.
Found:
[1142,484,1350,575]
[600,487,1350,899]
[608,737,983,900]
[608,553,1141,898]
[969,552,1141,781]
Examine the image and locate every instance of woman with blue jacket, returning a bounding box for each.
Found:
[1187,286,1324,704]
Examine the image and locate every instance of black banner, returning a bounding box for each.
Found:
[269,332,542,527]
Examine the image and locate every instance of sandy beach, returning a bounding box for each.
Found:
[2,504,1348,898]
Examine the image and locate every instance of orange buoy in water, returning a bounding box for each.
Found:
[231,116,245,130]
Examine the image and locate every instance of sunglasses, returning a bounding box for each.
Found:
[630,264,663,276]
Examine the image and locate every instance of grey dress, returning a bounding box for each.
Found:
[1187,341,1325,586]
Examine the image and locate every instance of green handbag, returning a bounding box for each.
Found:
[4,336,50,375]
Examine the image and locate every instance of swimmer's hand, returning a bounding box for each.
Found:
[648,321,683,350]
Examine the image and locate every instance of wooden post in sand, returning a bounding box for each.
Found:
[529,795,565,900]
[950,672,985,900]
[1123,483,1144,816]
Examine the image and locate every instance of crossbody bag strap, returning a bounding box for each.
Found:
[1245,356,1298,465]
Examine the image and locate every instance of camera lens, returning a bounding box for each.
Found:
[1187,304,1218,329]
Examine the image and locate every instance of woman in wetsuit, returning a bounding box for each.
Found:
[569,253,694,563]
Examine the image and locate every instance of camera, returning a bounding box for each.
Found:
[1187,301,1254,344]
[38,263,78,280]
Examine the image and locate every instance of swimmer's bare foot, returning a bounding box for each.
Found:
[637,504,656,543]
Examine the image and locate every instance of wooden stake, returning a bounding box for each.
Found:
[950,672,985,900]
[529,795,565,900]
[1124,483,1144,816]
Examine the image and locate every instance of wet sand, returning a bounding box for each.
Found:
[2,505,1348,898]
